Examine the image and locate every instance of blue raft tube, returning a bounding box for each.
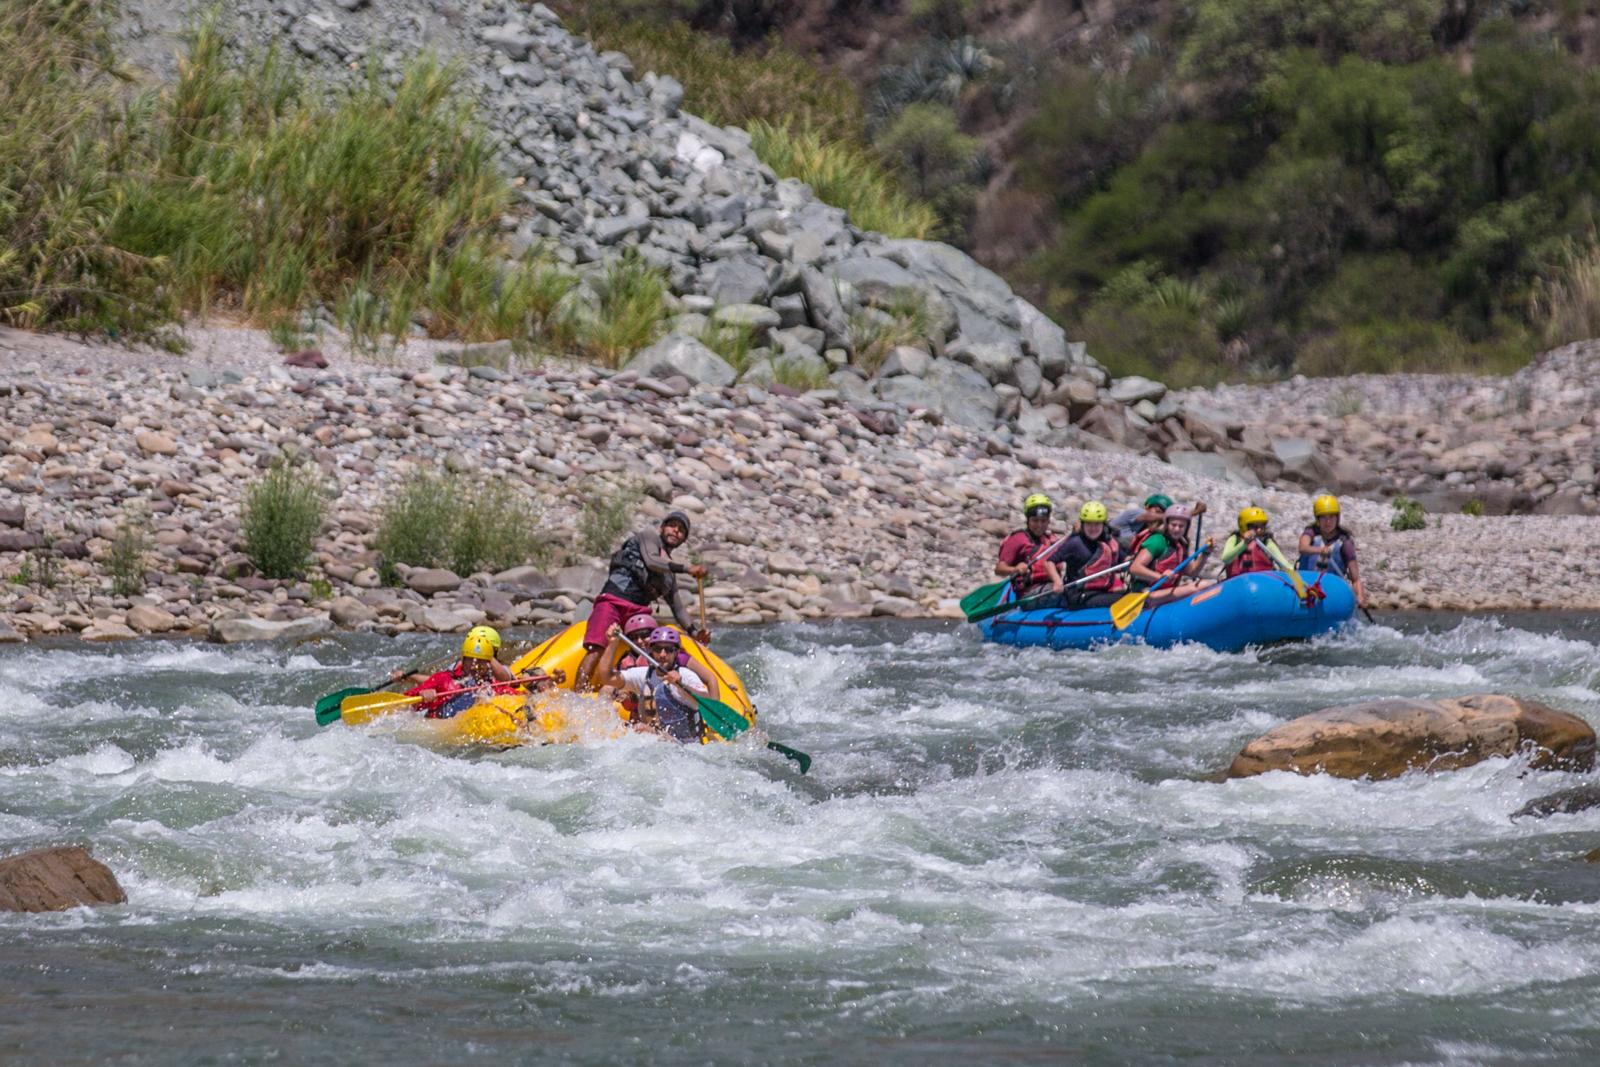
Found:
[976,571,1357,654]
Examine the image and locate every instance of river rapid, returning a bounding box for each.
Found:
[4,616,1600,1065]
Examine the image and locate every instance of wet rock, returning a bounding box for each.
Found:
[0,845,126,912]
[210,614,333,643]
[1512,785,1600,820]
[329,596,378,626]
[1227,694,1597,780]
[125,605,178,633]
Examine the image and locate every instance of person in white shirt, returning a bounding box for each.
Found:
[616,627,711,743]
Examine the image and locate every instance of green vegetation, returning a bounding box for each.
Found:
[107,512,150,597]
[577,479,643,557]
[241,456,329,580]
[698,321,760,375]
[567,253,670,367]
[850,296,937,376]
[1461,499,1485,518]
[747,121,939,239]
[771,355,829,392]
[1019,3,1600,382]
[1390,496,1427,532]
[376,470,551,581]
[11,548,57,591]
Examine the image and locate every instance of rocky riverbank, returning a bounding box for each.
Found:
[2,326,1599,644]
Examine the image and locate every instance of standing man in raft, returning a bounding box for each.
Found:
[575,510,710,691]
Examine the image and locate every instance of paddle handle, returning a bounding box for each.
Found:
[696,576,708,632]
[1144,541,1210,594]
[396,673,548,705]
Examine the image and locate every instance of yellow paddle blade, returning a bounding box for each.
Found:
[1109,590,1150,631]
[1265,542,1309,598]
[339,689,422,725]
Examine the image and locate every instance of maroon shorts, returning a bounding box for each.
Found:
[583,592,649,649]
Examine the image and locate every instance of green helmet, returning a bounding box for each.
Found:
[1144,493,1173,510]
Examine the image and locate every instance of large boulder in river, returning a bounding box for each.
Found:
[210,614,332,644]
[1227,694,1596,780]
[0,845,125,912]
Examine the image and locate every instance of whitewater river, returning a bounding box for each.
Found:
[4,616,1600,1064]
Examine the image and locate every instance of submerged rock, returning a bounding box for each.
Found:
[1227,694,1597,780]
[0,845,126,912]
[210,614,333,644]
[1512,785,1600,821]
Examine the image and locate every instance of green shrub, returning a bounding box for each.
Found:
[569,253,669,367]
[748,121,940,239]
[698,321,760,375]
[241,456,330,580]
[578,480,643,557]
[376,469,551,581]
[107,511,150,597]
[1461,499,1485,517]
[1532,236,1600,347]
[873,103,980,228]
[850,296,937,376]
[771,356,830,392]
[1390,496,1427,532]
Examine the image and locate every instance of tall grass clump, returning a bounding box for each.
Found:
[1532,237,1600,348]
[241,456,330,579]
[748,121,940,240]
[376,469,551,581]
[107,510,151,597]
[850,295,937,375]
[578,479,643,557]
[0,2,171,337]
[570,253,669,367]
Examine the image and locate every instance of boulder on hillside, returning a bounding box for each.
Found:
[0,845,126,912]
[1227,694,1597,780]
[623,334,737,388]
[1167,449,1262,488]
[1271,437,1337,488]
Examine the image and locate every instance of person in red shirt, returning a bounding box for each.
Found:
[995,492,1062,599]
[405,628,526,719]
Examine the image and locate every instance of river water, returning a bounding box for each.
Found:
[4,615,1600,1064]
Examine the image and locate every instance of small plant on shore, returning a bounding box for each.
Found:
[308,576,333,600]
[1390,496,1427,532]
[1461,499,1485,517]
[1326,388,1364,418]
[772,356,830,392]
[241,455,330,580]
[698,321,760,375]
[376,469,551,582]
[570,253,669,367]
[578,479,643,558]
[107,511,150,597]
[851,295,937,376]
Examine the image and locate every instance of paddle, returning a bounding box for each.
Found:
[1263,539,1311,600]
[959,534,1068,620]
[313,648,457,725]
[614,631,811,773]
[335,674,548,725]
[966,562,1133,623]
[1110,541,1211,631]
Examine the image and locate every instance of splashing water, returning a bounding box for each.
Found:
[4,615,1600,1063]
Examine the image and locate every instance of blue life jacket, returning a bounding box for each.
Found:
[645,668,702,743]
[1298,527,1351,576]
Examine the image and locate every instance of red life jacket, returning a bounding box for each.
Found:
[1129,526,1157,558]
[1224,537,1276,578]
[1151,534,1190,575]
[1079,535,1125,592]
[1002,529,1056,588]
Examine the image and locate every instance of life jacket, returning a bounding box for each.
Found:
[601,532,676,605]
[415,662,510,719]
[1065,532,1125,592]
[1129,525,1158,560]
[1151,534,1189,575]
[1223,535,1276,579]
[642,666,701,743]
[1003,529,1056,590]
[1298,526,1351,576]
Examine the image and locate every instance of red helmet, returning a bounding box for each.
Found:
[647,627,681,649]
[624,613,657,635]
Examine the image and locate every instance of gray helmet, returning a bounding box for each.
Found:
[663,510,691,537]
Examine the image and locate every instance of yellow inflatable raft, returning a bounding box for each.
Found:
[339,622,755,748]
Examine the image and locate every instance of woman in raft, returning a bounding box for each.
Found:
[1127,505,1214,605]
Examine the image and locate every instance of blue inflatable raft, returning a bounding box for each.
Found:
[976,571,1356,653]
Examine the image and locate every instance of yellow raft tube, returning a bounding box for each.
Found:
[342,622,755,748]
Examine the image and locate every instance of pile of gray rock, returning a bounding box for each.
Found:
[112,0,1260,465]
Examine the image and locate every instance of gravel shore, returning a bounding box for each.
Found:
[0,325,1591,644]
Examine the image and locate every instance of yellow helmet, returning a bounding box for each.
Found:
[1238,506,1269,533]
[466,625,502,652]
[1023,492,1054,516]
[1079,501,1108,523]
[461,629,498,661]
[1312,494,1340,518]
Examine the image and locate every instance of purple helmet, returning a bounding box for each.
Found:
[647,627,681,649]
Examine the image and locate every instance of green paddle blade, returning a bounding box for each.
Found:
[959,580,1008,619]
[765,741,811,774]
[694,694,752,740]
[314,687,372,726]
